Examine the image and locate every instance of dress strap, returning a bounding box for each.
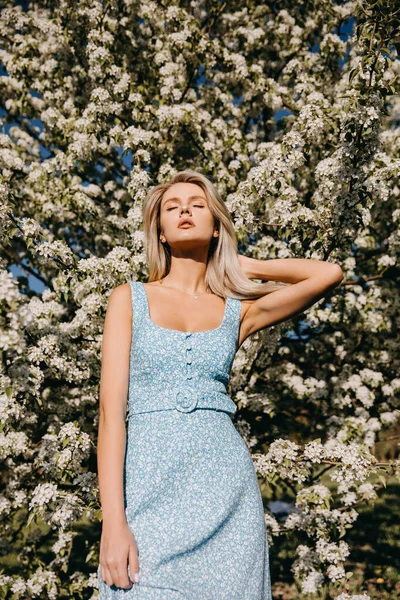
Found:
[129,280,145,331]
[225,296,242,338]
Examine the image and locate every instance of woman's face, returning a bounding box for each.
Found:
[159,182,217,250]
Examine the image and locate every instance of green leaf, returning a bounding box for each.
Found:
[378,474,387,488]
[27,512,36,527]
[348,68,358,83]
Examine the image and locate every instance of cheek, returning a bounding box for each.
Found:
[199,209,215,225]
[197,216,214,231]
[160,212,175,228]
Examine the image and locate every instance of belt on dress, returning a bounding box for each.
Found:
[127,385,237,416]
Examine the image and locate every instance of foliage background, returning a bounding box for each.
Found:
[0,0,399,598]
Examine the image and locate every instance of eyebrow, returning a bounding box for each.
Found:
[162,195,206,205]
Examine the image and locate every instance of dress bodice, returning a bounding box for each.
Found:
[127,281,242,416]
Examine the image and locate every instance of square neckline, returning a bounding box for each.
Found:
[139,281,229,335]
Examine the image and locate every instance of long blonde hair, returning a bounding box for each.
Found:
[143,169,287,300]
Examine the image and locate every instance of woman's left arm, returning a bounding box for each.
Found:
[238,254,343,332]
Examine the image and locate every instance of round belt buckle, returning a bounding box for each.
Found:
[175,390,198,413]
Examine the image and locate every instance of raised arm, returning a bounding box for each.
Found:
[97,283,139,589]
[238,255,343,338]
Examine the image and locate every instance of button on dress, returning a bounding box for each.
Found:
[97,281,272,599]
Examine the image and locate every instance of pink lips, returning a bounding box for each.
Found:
[178,218,195,228]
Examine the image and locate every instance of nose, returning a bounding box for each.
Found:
[180,206,191,215]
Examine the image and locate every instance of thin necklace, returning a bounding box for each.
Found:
[159,279,210,301]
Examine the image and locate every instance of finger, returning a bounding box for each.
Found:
[128,545,139,583]
[116,561,133,590]
[109,562,123,588]
[102,565,113,587]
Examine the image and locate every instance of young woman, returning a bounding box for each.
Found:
[96,170,343,599]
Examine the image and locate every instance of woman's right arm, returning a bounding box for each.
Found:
[97,283,139,589]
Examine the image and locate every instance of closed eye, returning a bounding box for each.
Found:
[167,205,204,210]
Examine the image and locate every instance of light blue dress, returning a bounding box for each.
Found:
[97,281,272,599]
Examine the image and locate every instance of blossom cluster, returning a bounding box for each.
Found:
[0,1,398,598]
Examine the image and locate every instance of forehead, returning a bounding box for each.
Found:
[162,183,207,205]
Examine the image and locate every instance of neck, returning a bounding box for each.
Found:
[163,255,208,293]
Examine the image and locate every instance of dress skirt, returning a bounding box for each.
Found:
[97,408,271,599]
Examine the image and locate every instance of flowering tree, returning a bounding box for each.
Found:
[1,0,399,598]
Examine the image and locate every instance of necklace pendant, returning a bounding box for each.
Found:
[193,295,198,300]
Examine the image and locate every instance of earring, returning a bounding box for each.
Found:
[160,235,166,243]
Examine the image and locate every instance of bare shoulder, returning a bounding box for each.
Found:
[105,283,132,324]
[108,282,132,302]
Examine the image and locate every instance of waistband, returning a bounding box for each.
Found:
[128,385,237,416]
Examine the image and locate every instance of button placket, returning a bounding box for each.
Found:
[175,333,197,412]
[186,332,193,370]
